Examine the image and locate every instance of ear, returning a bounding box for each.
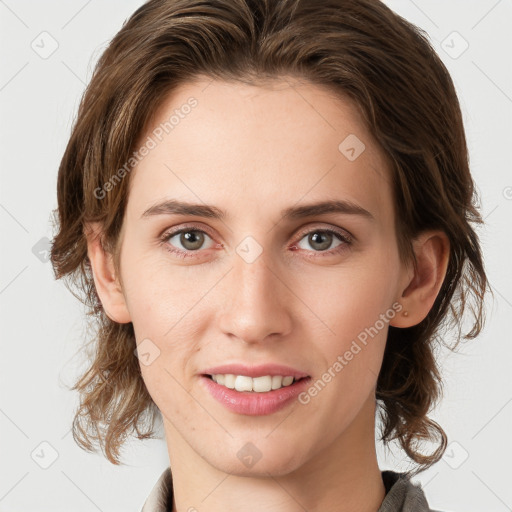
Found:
[85,222,132,324]
[390,230,450,328]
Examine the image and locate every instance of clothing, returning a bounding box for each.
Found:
[379,470,442,512]
[141,466,443,512]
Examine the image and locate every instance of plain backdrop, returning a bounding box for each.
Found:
[0,1,511,511]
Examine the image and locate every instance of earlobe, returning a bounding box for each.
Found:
[85,222,132,324]
[390,230,450,328]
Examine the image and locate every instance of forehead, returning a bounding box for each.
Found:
[127,77,394,228]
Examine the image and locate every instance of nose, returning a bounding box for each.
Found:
[217,250,293,345]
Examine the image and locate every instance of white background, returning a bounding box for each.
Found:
[0,1,511,510]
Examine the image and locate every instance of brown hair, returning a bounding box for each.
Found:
[50,0,489,475]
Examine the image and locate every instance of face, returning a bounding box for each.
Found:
[114,77,407,476]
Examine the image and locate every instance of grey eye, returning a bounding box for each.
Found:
[296,231,343,252]
[168,230,214,251]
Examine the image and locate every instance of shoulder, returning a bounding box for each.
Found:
[379,470,448,512]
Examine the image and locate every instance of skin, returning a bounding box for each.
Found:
[86,76,449,512]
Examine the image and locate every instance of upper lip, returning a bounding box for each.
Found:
[201,363,310,380]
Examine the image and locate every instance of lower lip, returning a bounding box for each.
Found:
[200,375,312,416]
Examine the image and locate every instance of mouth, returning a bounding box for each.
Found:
[199,373,312,415]
[200,373,311,416]
[201,373,310,393]
[198,363,312,415]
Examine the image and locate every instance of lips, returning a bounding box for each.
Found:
[199,363,312,415]
[201,363,310,380]
[200,374,312,415]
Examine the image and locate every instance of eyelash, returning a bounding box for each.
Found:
[158,224,353,260]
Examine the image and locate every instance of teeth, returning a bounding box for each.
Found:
[211,374,296,392]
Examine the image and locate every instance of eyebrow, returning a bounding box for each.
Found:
[140,198,375,222]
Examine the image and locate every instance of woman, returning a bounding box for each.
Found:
[50,0,489,510]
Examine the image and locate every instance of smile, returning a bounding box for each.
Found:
[200,374,311,415]
[209,373,297,392]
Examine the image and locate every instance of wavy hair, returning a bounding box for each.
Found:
[50,0,489,474]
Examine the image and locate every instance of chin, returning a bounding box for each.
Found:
[204,439,307,478]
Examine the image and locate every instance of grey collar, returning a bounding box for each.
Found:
[141,467,441,512]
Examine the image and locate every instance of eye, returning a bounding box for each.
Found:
[292,228,352,256]
[161,227,216,258]
[159,225,353,260]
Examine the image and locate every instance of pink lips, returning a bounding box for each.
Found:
[199,363,311,416]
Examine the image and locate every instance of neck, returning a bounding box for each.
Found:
[165,393,386,512]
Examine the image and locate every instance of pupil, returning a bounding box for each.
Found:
[310,232,331,251]
[181,231,204,250]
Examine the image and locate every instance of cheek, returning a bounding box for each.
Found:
[298,248,399,375]
[121,249,214,380]
[297,268,394,426]
[120,247,198,333]
[300,255,398,333]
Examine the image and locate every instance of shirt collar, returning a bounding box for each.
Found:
[141,467,436,512]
